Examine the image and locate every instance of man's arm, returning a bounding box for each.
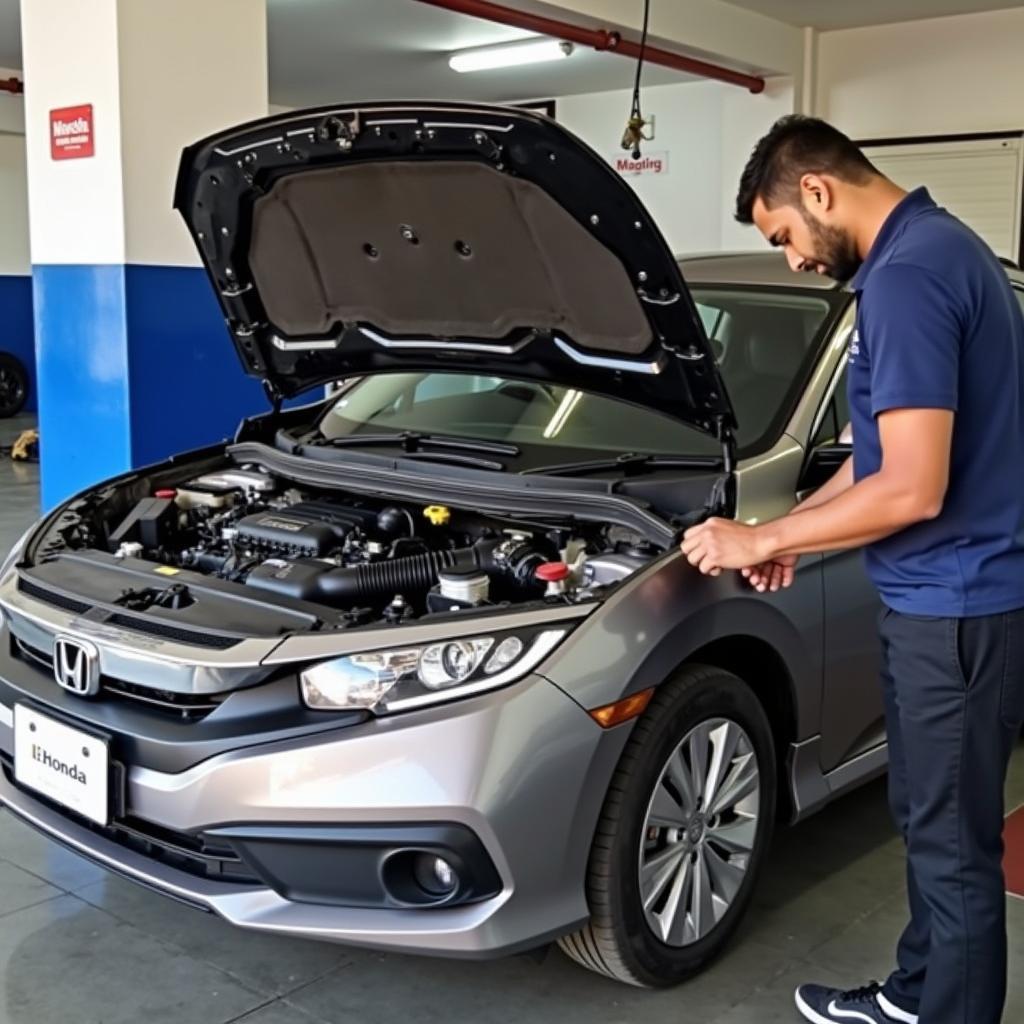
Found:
[682,408,953,574]
[793,453,854,512]
[683,261,962,580]
[760,408,951,556]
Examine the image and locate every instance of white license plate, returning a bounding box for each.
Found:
[13,705,110,825]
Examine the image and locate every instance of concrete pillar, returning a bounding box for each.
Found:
[19,0,268,510]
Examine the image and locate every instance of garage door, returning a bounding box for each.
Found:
[861,135,1024,262]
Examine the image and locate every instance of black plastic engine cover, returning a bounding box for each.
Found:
[235,501,376,556]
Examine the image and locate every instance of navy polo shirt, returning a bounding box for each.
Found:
[847,187,1024,617]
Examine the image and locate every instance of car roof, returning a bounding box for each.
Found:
[678,251,845,290]
[679,250,1024,290]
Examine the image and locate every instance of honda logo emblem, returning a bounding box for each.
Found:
[52,636,101,697]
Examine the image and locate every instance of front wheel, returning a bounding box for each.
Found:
[558,665,777,987]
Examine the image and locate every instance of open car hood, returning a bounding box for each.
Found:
[174,101,734,438]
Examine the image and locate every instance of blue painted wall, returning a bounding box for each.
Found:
[33,264,305,510]
[0,274,37,413]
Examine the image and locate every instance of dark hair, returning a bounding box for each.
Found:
[735,115,879,224]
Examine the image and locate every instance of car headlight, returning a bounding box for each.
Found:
[300,628,566,714]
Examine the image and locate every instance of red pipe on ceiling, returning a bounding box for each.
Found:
[1,76,24,95]
[415,0,765,93]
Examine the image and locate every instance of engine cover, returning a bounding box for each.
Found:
[235,501,375,556]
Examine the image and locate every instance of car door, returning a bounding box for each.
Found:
[802,356,887,773]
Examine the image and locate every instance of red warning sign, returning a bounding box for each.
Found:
[50,104,94,160]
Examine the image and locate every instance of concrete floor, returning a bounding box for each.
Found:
[1,411,1022,1023]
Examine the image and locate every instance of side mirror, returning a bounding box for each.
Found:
[798,443,851,497]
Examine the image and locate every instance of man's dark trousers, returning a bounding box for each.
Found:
[879,607,1024,1024]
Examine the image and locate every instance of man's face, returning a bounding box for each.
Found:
[752,195,862,283]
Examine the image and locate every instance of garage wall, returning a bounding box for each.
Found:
[547,76,794,256]
[0,67,24,135]
[816,8,1024,138]
[0,81,36,412]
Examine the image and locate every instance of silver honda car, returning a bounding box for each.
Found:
[3,102,1023,988]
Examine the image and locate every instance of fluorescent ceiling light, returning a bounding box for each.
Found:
[449,38,574,74]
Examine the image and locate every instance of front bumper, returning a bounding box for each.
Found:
[0,668,631,958]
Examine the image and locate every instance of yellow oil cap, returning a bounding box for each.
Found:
[423,505,451,526]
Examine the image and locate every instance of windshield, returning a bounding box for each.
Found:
[315,286,842,460]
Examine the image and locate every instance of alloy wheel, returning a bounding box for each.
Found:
[638,717,760,947]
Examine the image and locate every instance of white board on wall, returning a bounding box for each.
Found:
[861,135,1023,262]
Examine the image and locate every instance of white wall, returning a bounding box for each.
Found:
[719,78,794,249]
[816,8,1024,138]
[0,65,24,134]
[21,0,267,268]
[117,0,268,266]
[0,131,30,275]
[0,65,29,277]
[551,76,793,255]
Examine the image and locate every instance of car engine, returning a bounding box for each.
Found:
[92,465,661,621]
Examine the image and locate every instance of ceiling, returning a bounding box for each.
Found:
[723,0,1024,31]
[0,0,688,105]
[2,0,1021,104]
[266,0,686,106]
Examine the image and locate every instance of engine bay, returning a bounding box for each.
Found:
[44,463,665,627]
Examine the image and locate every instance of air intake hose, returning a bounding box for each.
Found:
[315,536,552,605]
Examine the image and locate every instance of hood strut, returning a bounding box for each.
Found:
[716,416,737,476]
[263,379,283,416]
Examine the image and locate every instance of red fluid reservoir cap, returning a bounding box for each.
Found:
[536,561,570,582]
[154,489,177,499]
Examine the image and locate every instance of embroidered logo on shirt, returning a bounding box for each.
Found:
[848,328,861,364]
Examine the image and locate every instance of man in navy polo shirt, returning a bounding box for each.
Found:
[681,116,1024,1024]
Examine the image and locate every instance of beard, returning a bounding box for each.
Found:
[801,211,862,283]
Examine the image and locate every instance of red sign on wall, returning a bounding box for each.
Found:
[50,104,94,160]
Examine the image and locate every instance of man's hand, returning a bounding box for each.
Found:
[741,555,799,592]
[681,518,768,576]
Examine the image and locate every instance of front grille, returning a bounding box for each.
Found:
[11,638,225,722]
[0,754,260,886]
[101,678,225,719]
[17,578,91,615]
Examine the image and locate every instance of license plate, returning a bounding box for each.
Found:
[13,704,110,825]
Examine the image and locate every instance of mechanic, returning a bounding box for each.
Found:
[681,115,1024,1024]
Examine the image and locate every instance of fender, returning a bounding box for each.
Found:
[540,549,825,740]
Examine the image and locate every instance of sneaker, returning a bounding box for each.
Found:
[794,982,919,1024]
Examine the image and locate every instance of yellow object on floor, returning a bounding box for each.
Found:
[11,428,38,461]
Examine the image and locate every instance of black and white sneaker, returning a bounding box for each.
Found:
[794,982,918,1024]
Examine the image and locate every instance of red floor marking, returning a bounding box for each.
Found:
[1005,804,1024,898]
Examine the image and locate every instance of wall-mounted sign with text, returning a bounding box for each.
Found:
[610,150,669,177]
[50,104,94,160]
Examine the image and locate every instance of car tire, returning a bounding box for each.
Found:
[0,352,29,418]
[558,664,777,987]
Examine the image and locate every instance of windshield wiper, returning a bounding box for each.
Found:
[310,431,520,457]
[522,452,722,477]
[398,452,507,472]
